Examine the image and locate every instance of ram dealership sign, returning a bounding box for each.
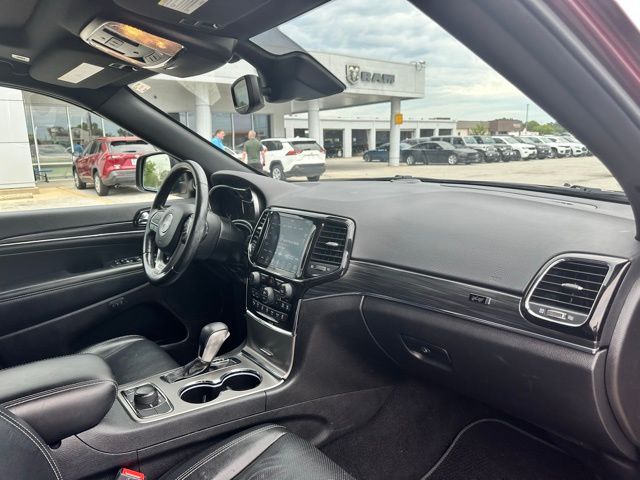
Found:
[346,65,395,85]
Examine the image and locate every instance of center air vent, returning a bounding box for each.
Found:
[307,220,349,275]
[248,211,268,259]
[524,255,626,327]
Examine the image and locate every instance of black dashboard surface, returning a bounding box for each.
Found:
[212,171,640,460]
[213,171,639,294]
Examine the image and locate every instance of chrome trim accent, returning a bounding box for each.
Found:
[246,310,293,337]
[0,230,142,248]
[523,253,629,328]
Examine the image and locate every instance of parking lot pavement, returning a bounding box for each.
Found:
[0,155,621,212]
[321,155,622,191]
[0,181,155,211]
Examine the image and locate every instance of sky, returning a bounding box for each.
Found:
[279,0,640,124]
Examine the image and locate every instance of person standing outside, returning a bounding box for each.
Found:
[242,130,266,169]
[211,129,225,150]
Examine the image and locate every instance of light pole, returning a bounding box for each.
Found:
[523,103,530,134]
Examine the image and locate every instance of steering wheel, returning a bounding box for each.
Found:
[143,160,209,285]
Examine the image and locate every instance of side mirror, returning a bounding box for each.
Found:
[231,75,264,114]
[136,152,173,192]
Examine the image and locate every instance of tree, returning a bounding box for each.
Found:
[469,123,487,135]
[526,120,540,132]
[537,124,555,135]
[525,120,566,135]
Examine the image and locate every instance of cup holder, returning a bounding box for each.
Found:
[179,370,262,404]
[223,371,261,391]
[180,383,220,404]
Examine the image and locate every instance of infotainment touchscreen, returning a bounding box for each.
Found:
[255,213,316,277]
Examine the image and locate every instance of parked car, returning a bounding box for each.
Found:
[73,137,156,196]
[261,138,326,181]
[545,135,588,156]
[431,135,501,163]
[362,142,411,162]
[221,145,241,159]
[471,135,517,162]
[563,134,592,155]
[516,136,552,159]
[404,141,481,165]
[492,135,537,160]
[529,135,571,157]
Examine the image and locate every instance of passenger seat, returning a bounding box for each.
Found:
[0,407,354,480]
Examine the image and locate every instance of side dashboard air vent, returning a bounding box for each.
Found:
[525,255,626,327]
[307,220,349,274]
[248,211,269,259]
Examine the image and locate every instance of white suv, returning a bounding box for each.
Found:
[261,138,327,181]
[545,135,587,156]
[535,136,572,157]
[492,136,537,160]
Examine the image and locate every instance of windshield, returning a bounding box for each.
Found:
[132,0,622,193]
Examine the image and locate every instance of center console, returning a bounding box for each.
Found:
[116,207,355,422]
[242,208,355,376]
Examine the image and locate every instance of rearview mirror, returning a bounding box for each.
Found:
[136,152,173,192]
[231,75,264,114]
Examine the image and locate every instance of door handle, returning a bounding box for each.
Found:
[133,209,149,227]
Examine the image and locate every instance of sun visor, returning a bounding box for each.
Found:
[30,42,145,89]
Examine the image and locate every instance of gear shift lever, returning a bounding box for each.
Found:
[162,322,229,383]
[198,322,230,363]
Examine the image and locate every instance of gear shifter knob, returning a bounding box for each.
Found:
[198,322,230,363]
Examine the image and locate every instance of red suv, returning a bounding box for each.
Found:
[73,137,156,196]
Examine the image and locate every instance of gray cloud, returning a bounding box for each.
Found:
[280,0,554,123]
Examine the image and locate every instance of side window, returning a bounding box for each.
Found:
[452,138,463,146]
[83,142,95,156]
[274,141,283,151]
[262,141,274,151]
[0,86,158,211]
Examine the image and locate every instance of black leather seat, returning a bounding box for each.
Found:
[80,335,179,385]
[0,409,354,480]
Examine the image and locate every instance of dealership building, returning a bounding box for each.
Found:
[0,29,443,191]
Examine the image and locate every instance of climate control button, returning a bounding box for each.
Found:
[260,286,276,305]
[280,283,294,299]
[249,272,262,286]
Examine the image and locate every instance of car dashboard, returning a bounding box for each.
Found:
[209,170,640,462]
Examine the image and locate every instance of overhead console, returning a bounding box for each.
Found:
[246,208,355,334]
